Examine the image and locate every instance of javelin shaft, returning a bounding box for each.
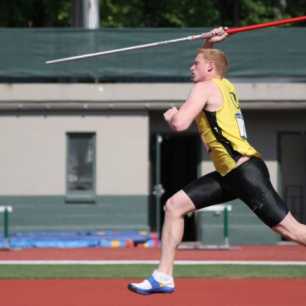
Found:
[46,32,213,64]
[227,15,306,35]
[46,15,306,64]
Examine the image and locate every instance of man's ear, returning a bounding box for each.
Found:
[207,61,214,72]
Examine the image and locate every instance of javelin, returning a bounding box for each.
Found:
[46,15,306,64]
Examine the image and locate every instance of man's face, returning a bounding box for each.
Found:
[190,54,211,82]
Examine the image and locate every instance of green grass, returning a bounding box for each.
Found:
[0,264,306,279]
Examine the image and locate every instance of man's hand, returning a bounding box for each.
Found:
[208,27,228,43]
[203,27,228,48]
[163,107,178,122]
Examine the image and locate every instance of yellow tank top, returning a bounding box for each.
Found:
[195,78,260,176]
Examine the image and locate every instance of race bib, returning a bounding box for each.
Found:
[236,112,247,139]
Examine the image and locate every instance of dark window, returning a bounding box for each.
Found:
[66,133,96,203]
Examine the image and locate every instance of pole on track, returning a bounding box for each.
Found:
[0,206,12,250]
[223,205,230,248]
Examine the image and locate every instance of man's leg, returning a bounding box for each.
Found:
[157,190,196,275]
[222,157,306,246]
[128,171,230,295]
[272,212,306,245]
[128,190,195,295]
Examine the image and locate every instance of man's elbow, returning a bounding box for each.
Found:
[171,118,190,132]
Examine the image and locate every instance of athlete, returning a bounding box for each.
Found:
[128,27,306,295]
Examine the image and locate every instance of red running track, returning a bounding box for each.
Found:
[1,279,306,306]
[1,245,306,306]
[0,245,305,261]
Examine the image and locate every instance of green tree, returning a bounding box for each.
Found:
[0,0,305,27]
[217,0,306,26]
[101,0,219,27]
[285,0,306,19]
[0,0,71,27]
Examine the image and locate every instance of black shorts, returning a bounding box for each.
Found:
[183,157,289,227]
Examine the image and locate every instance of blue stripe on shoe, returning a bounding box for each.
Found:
[147,275,162,289]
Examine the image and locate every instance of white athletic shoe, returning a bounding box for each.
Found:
[128,270,175,295]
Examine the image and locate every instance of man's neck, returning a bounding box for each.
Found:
[204,74,221,81]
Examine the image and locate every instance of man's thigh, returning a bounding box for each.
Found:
[223,157,289,227]
[182,171,236,210]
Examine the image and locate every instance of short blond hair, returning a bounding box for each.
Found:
[197,48,229,78]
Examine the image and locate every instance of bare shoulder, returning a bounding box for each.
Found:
[203,80,224,111]
[191,80,217,97]
[193,80,216,90]
[190,81,207,92]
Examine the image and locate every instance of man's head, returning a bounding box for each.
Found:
[190,48,228,82]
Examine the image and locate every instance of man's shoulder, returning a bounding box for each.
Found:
[193,80,216,91]
[189,81,214,101]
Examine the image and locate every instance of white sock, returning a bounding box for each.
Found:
[152,270,174,285]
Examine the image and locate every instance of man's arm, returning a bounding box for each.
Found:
[163,82,210,132]
[163,27,228,131]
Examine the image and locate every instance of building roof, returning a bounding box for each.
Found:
[0,27,305,82]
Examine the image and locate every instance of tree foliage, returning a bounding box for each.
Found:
[0,0,305,27]
[0,0,71,27]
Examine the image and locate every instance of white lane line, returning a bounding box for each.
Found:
[0,260,306,265]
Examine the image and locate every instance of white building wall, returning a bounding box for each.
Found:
[0,113,149,196]
[100,113,149,195]
[1,84,306,197]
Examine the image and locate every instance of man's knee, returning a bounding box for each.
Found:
[281,229,299,242]
[164,192,195,218]
[291,229,306,244]
[273,219,306,245]
[164,197,182,218]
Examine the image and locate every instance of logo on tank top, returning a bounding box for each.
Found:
[229,92,240,109]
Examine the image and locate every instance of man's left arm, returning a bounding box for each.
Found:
[163,82,209,131]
